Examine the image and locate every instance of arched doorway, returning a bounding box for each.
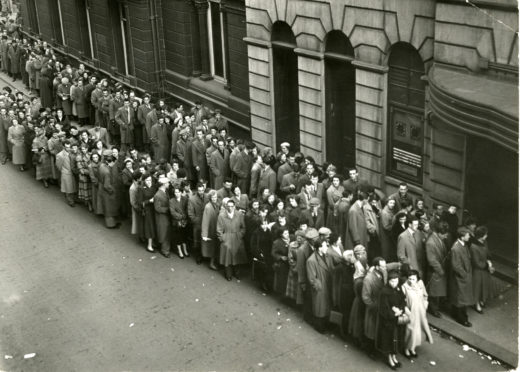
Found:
[324,31,356,173]
[271,22,300,151]
[387,43,425,185]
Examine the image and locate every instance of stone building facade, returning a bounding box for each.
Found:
[245,0,518,262]
[18,0,251,136]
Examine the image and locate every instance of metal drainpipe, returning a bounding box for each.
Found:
[149,0,163,97]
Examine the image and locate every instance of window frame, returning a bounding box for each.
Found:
[206,0,227,83]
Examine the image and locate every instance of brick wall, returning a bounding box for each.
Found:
[161,0,192,76]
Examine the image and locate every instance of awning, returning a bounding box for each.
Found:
[429,64,518,153]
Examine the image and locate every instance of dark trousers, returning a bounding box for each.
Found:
[302,287,313,324]
[192,225,202,259]
[428,296,446,313]
[452,305,469,324]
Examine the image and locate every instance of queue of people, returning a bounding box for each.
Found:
[0,26,498,369]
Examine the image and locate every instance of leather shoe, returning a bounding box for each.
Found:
[430,310,441,318]
[462,321,472,327]
[161,252,171,258]
[225,275,232,281]
[209,263,218,271]
[196,257,203,265]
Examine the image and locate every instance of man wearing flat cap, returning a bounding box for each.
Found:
[296,227,320,324]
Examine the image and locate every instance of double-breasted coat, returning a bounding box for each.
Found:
[217,211,247,266]
[449,240,474,307]
[306,251,335,318]
[425,232,448,297]
[209,148,230,189]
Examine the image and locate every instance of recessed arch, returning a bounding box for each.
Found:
[324,30,356,172]
[271,21,300,150]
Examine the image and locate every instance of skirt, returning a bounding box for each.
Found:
[77,179,92,201]
[285,269,298,301]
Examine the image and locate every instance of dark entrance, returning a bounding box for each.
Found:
[465,137,518,264]
[272,22,300,151]
[324,31,356,173]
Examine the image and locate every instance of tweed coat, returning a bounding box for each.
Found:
[154,189,171,243]
[306,251,335,318]
[217,211,247,266]
[209,148,230,190]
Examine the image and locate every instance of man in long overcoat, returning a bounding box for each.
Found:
[150,117,170,162]
[297,228,319,323]
[397,217,425,278]
[115,98,134,153]
[216,199,247,280]
[98,154,121,228]
[71,78,88,125]
[7,40,21,80]
[209,139,230,190]
[425,221,450,317]
[306,240,335,333]
[348,192,369,249]
[188,183,206,264]
[191,128,208,182]
[137,95,153,152]
[154,177,171,257]
[449,227,474,327]
[361,257,387,343]
[55,141,77,207]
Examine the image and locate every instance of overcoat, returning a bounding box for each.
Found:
[0,114,10,156]
[201,201,219,258]
[272,238,290,295]
[57,83,72,116]
[306,251,335,318]
[380,205,395,260]
[154,189,171,243]
[449,240,474,306]
[425,232,448,297]
[209,148,230,189]
[98,163,120,217]
[187,192,205,228]
[397,230,425,278]
[217,211,247,266]
[257,166,276,198]
[191,138,208,181]
[55,149,77,193]
[470,240,493,303]
[150,123,170,162]
[8,44,20,74]
[348,202,369,248]
[7,124,25,165]
[362,268,385,340]
[71,85,88,119]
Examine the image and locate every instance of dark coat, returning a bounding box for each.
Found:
[362,268,385,340]
[425,232,448,297]
[71,85,88,119]
[150,123,170,162]
[306,252,335,318]
[154,189,171,243]
[209,148,230,189]
[98,163,120,217]
[191,138,208,181]
[272,238,290,295]
[201,202,220,257]
[257,166,277,198]
[348,202,369,248]
[376,285,406,354]
[115,106,134,144]
[449,240,474,306]
[301,209,325,230]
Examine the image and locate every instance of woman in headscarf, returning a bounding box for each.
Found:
[31,126,53,187]
[376,270,407,370]
[401,269,433,358]
[7,118,26,171]
[201,189,220,270]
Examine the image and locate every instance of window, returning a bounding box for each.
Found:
[109,2,134,76]
[75,0,94,58]
[387,43,425,185]
[48,0,65,45]
[26,0,40,34]
[207,0,227,82]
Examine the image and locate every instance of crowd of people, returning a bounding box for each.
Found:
[0,22,498,370]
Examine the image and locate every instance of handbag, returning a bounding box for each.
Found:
[397,313,410,325]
